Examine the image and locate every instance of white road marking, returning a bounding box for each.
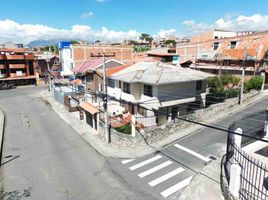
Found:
[174,144,210,162]
[121,159,135,164]
[138,161,173,178]
[129,155,162,171]
[148,167,184,187]
[160,176,193,198]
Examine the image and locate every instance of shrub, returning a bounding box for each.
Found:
[225,89,239,98]
[115,124,132,134]
[244,76,263,93]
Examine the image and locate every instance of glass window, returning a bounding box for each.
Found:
[107,78,115,88]
[196,80,202,91]
[123,82,130,94]
[230,41,237,49]
[213,42,219,50]
[86,74,93,82]
[144,84,153,97]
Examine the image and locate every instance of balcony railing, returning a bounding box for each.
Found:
[9,64,26,69]
[25,54,35,60]
[6,55,24,60]
[10,72,26,78]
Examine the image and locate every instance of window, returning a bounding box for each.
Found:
[230,41,237,49]
[118,80,122,89]
[196,80,202,90]
[123,82,130,94]
[213,42,219,50]
[144,84,153,97]
[86,74,93,83]
[107,78,115,88]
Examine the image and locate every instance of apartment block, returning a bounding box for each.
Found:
[177,29,260,63]
[0,48,37,84]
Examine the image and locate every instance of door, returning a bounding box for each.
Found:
[85,111,93,127]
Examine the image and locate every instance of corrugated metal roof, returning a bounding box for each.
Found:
[111,62,214,85]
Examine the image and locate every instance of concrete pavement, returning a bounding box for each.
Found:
[0,87,149,200]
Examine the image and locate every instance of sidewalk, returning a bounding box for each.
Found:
[179,155,224,200]
[41,90,268,158]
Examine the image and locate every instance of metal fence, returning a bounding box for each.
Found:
[224,124,268,200]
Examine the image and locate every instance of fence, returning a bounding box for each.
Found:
[223,122,268,200]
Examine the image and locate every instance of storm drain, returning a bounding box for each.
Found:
[208,155,217,160]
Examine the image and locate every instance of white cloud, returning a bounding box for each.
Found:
[81,11,93,18]
[183,14,268,33]
[0,19,141,44]
[153,29,180,39]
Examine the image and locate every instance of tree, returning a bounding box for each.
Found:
[70,40,80,45]
[95,40,101,44]
[139,33,153,43]
[165,39,176,46]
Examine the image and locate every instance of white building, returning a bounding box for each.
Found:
[107,62,214,126]
[58,42,73,77]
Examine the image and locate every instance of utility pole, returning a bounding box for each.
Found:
[239,48,247,105]
[46,52,53,97]
[91,52,115,144]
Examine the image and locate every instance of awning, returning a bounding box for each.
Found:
[80,102,99,114]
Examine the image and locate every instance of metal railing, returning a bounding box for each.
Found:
[223,122,268,200]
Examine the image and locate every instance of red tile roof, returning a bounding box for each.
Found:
[73,57,111,73]
[106,65,131,77]
[223,49,257,60]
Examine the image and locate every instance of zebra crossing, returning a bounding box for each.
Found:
[119,143,212,199]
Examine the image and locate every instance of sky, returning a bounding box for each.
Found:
[1,0,268,44]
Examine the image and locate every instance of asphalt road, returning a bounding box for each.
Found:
[112,95,268,199]
[0,87,152,200]
[1,86,267,200]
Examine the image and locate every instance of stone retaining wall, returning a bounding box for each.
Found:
[103,90,260,148]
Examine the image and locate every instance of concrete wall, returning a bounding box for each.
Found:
[157,80,206,101]
[105,90,260,147]
[60,47,74,76]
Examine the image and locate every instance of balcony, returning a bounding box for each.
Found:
[50,71,60,77]
[25,54,35,60]
[9,64,26,69]
[0,64,6,69]
[51,64,61,71]
[6,55,24,60]
[10,72,26,78]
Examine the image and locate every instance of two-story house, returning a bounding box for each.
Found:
[107,62,214,126]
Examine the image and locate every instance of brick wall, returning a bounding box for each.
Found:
[177,31,268,63]
[73,46,133,67]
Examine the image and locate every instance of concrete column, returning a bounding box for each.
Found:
[261,72,266,92]
[228,127,242,198]
[234,128,242,147]
[229,163,242,198]
[264,121,268,138]
[131,115,136,137]
[97,112,100,134]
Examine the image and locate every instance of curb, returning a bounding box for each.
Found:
[0,110,5,167]
[41,90,268,158]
